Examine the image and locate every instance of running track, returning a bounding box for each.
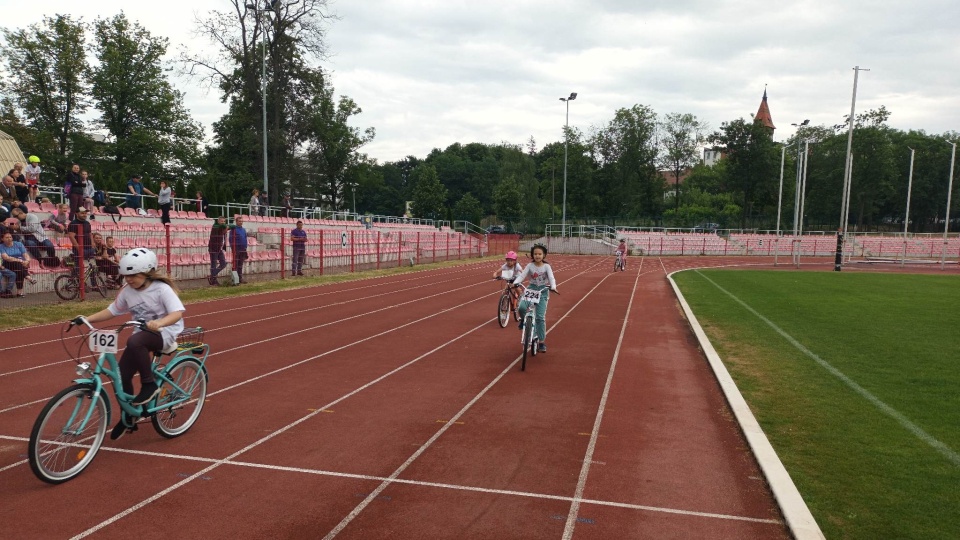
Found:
[0,255,847,539]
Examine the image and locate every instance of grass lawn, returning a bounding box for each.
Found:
[673,270,960,540]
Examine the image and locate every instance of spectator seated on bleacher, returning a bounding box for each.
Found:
[10,207,58,267]
[44,203,71,234]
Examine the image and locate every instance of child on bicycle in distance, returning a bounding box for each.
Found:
[512,243,558,353]
[492,250,524,280]
[616,238,627,269]
[73,247,185,441]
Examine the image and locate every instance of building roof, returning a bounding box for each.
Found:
[755,89,776,131]
[0,130,26,177]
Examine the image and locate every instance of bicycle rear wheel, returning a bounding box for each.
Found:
[497,293,511,328]
[152,358,207,438]
[29,384,108,484]
[53,274,79,301]
[88,271,108,298]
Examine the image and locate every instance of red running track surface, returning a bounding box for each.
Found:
[6,255,932,538]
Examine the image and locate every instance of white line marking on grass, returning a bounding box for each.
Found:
[562,262,643,539]
[695,270,960,468]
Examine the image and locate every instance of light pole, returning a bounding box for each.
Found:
[902,147,915,268]
[559,92,577,237]
[941,142,956,269]
[838,66,869,270]
[246,2,271,204]
[789,120,809,265]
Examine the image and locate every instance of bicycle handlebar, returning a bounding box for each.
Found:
[69,316,149,333]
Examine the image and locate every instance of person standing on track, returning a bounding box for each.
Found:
[73,247,185,441]
[207,216,228,285]
[512,243,558,353]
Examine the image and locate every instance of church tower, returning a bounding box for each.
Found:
[754,88,776,134]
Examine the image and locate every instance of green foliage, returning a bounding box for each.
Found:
[89,14,203,181]
[410,164,447,220]
[452,192,482,224]
[710,117,780,228]
[1,15,88,159]
[493,175,523,220]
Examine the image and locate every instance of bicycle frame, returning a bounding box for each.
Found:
[71,331,210,430]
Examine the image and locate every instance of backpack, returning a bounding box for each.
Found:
[93,190,106,206]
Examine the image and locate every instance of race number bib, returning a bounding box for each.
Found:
[521,288,542,305]
[89,330,119,354]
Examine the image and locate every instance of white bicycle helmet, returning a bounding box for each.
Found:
[119,248,158,275]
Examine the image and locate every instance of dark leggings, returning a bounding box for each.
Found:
[119,331,163,396]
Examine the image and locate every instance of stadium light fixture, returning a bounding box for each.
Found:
[559,92,577,237]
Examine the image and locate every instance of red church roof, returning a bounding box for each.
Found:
[755,89,775,131]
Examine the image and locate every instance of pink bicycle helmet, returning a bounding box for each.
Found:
[505,251,517,260]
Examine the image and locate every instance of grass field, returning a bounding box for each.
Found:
[673,270,960,540]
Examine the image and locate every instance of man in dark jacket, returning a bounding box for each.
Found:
[207,216,229,285]
[228,215,249,284]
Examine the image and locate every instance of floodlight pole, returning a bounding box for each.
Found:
[559,92,577,238]
[797,140,811,268]
[786,120,808,266]
[941,142,956,269]
[246,2,271,204]
[901,148,915,268]
[775,145,786,266]
[838,66,869,270]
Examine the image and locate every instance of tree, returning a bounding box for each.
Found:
[493,176,523,220]
[410,164,447,220]
[1,15,88,159]
[181,0,342,204]
[304,76,375,210]
[452,193,482,224]
[710,117,779,228]
[590,105,661,219]
[90,14,203,180]
[659,113,708,212]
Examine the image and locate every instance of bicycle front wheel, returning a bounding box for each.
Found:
[497,293,511,328]
[53,274,79,301]
[521,321,533,372]
[29,384,109,484]
[152,358,207,438]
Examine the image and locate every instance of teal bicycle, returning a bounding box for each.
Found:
[28,318,209,484]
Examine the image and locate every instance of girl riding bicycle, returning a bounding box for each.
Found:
[616,239,627,270]
[73,247,185,440]
[493,250,524,280]
[512,243,558,353]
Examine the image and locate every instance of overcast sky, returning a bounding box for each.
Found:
[8,0,960,163]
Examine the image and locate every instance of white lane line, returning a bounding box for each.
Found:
[69,316,497,540]
[562,261,643,539]
[68,261,600,538]
[695,270,960,468]
[322,261,612,539]
[0,273,470,377]
[0,433,779,526]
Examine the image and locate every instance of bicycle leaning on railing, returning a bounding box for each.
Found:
[54,258,111,301]
[28,318,210,484]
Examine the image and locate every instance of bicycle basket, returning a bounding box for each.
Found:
[176,327,205,350]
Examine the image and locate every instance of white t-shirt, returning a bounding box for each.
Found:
[511,262,557,290]
[499,262,523,281]
[108,280,186,348]
[24,164,41,183]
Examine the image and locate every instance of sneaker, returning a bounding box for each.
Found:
[131,382,160,406]
[538,343,547,353]
[110,419,138,440]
